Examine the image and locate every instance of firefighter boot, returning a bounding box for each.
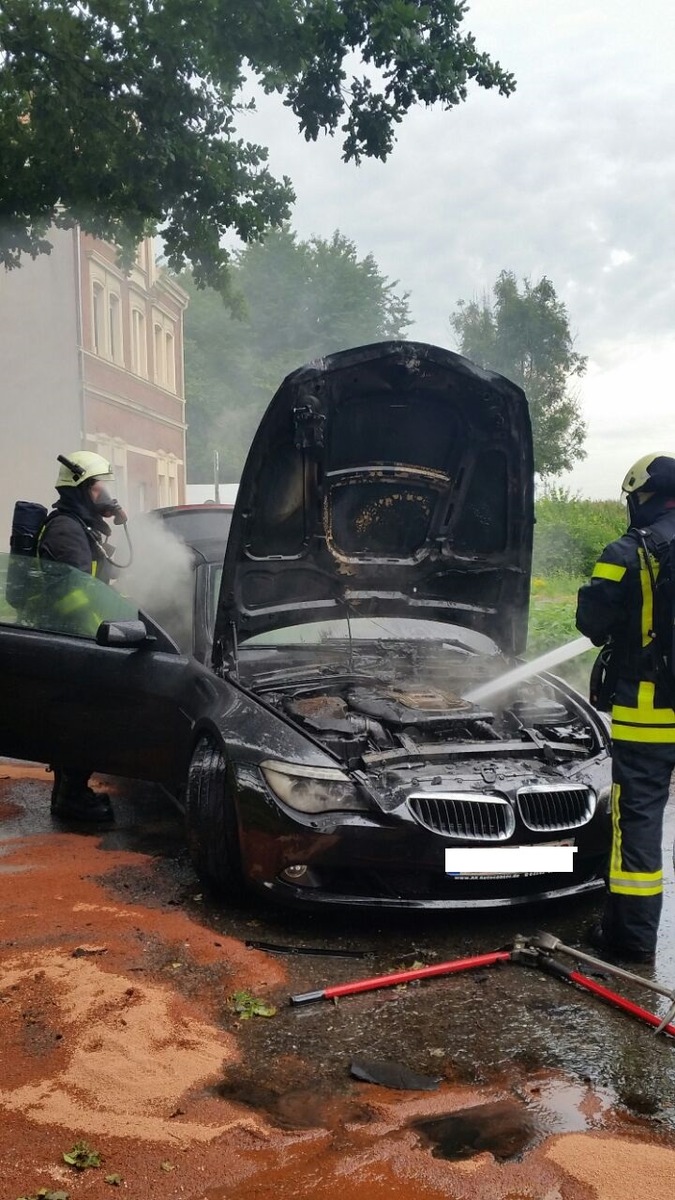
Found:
[51,769,115,823]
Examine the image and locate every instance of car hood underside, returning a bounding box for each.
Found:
[214,341,534,666]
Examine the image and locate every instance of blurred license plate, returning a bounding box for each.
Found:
[445,839,576,877]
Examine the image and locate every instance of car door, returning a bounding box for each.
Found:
[0,551,210,787]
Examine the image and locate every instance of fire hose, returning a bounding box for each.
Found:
[290,930,675,1040]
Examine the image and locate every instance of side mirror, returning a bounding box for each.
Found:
[96,619,151,648]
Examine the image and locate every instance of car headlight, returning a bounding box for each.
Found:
[260,761,369,814]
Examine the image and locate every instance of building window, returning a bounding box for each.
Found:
[157,459,168,507]
[151,309,177,392]
[109,292,123,364]
[154,323,165,386]
[92,283,105,355]
[167,457,178,506]
[165,331,175,391]
[131,307,147,376]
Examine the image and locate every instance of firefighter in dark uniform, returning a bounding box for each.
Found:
[576,452,675,962]
[39,451,126,823]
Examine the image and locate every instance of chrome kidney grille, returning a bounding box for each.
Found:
[516,785,596,832]
[408,793,516,840]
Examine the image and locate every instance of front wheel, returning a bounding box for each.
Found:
[185,736,243,896]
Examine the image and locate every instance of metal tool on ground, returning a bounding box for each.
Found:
[289,932,675,1041]
[289,949,512,1005]
[522,931,675,1036]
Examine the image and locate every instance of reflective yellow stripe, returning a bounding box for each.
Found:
[610,867,662,883]
[610,873,663,886]
[609,782,622,884]
[638,546,659,647]
[613,682,675,724]
[612,706,675,724]
[612,723,675,743]
[609,882,664,896]
[638,680,655,707]
[612,681,675,740]
[609,782,663,893]
[92,561,97,578]
[592,561,626,582]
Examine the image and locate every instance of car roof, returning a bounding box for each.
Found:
[189,536,228,565]
[154,503,235,515]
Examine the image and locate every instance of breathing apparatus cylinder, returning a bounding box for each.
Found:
[6,500,50,609]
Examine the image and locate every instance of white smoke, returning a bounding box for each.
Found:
[117,514,195,652]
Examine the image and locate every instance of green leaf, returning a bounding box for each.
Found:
[104,1175,123,1186]
[16,1191,69,1200]
[62,1140,102,1170]
[230,989,277,1019]
[0,1,514,291]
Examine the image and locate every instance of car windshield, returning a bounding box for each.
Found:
[235,616,504,692]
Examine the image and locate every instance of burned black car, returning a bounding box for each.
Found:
[0,342,610,907]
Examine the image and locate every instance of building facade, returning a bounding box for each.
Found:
[0,227,188,541]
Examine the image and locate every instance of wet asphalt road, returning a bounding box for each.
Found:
[3,763,675,1137]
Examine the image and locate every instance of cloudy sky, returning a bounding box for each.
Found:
[237,0,675,498]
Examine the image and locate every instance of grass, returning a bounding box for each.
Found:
[528,572,596,691]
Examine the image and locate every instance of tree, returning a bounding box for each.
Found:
[181,225,412,479]
[0,1,515,290]
[450,271,587,476]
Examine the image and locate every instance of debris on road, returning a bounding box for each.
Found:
[62,1141,101,1170]
[230,990,277,1019]
[246,940,368,959]
[350,1056,441,1091]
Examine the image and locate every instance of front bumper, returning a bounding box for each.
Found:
[256,874,605,910]
[234,765,610,911]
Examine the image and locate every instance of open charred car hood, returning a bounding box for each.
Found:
[214,341,534,665]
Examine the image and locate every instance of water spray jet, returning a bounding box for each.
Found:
[462,636,594,706]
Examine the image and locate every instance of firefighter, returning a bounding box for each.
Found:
[39,451,126,823]
[576,452,675,962]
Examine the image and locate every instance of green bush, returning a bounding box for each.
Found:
[533,490,626,578]
[527,574,596,690]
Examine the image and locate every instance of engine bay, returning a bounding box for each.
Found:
[260,675,600,770]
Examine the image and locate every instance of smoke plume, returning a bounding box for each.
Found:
[119,514,195,652]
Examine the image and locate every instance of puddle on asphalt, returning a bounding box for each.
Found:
[215,1057,614,1159]
[412,1099,537,1162]
[409,1076,613,1163]
[214,1076,375,1131]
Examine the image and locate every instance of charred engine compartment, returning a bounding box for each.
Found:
[261,678,598,769]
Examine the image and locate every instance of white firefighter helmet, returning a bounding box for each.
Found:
[56,451,114,489]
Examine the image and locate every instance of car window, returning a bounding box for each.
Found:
[1,552,139,639]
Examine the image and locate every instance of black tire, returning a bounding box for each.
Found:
[185,736,243,897]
